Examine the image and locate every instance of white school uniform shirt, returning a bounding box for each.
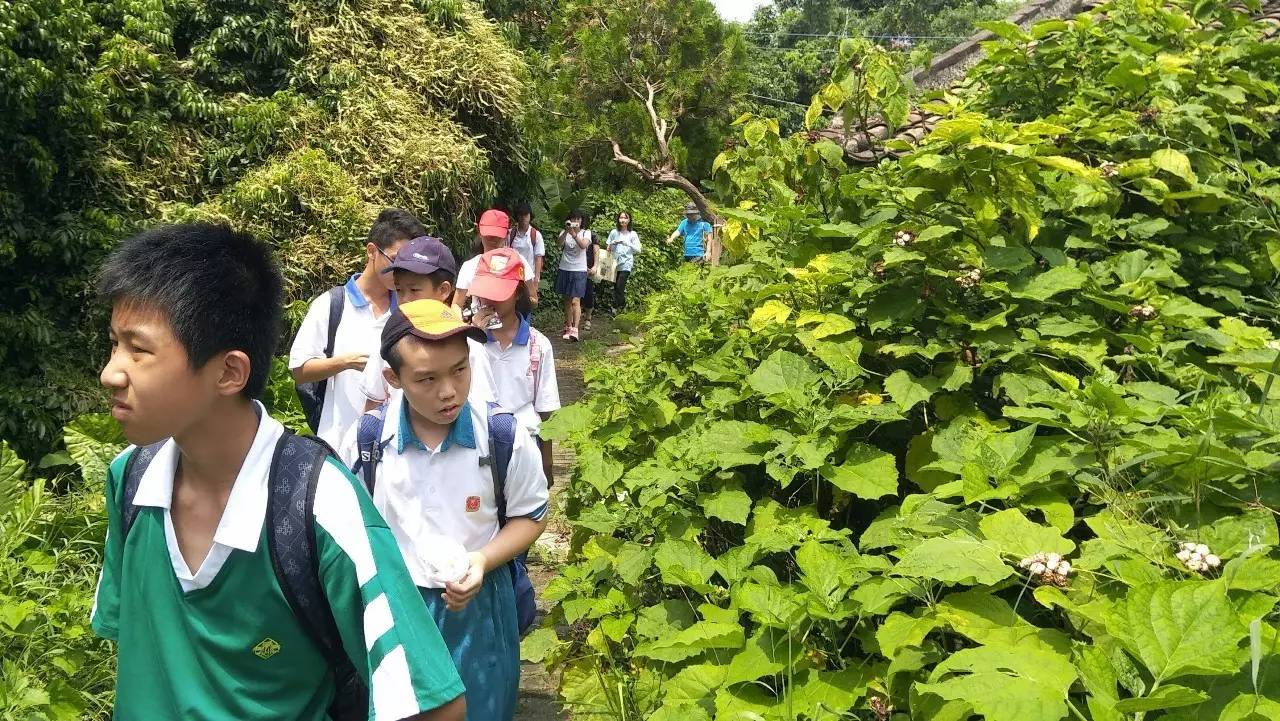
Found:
[358,338,497,406]
[484,317,560,438]
[288,274,394,447]
[507,227,545,275]
[339,394,549,590]
[558,230,591,272]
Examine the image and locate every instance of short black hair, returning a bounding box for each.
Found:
[392,267,456,288]
[513,202,533,221]
[567,207,588,224]
[368,208,428,249]
[97,223,284,398]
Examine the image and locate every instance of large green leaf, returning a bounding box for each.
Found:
[748,349,819,407]
[1104,581,1248,682]
[823,443,898,499]
[633,616,745,663]
[978,508,1076,559]
[63,413,126,486]
[0,440,27,513]
[885,370,938,409]
[917,643,1076,721]
[1011,265,1088,302]
[1113,684,1209,712]
[893,532,1013,586]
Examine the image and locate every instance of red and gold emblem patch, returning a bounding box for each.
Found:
[465,495,481,512]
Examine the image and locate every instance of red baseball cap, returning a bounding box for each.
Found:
[477,209,510,238]
[469,248,526,302]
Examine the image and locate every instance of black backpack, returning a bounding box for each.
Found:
[119,431,369,721]
[296,286,345,433]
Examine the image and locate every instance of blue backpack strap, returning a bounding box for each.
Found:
[485,405,537,635]
[266,431,367,721]
[120,441,166,539]
[486,404,516,523]
[354,405,389,494]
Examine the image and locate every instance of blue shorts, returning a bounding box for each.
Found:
[555,269,588,298]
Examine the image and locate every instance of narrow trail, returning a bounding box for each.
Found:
[515,312,618,721]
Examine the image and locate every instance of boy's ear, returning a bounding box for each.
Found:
[435,280,454,303]
[383,366,403,390]
[215,351,252,396]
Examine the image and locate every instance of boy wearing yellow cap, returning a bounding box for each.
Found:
[345,299,549,721]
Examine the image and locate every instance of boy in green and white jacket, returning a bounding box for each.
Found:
[92,223,465,720]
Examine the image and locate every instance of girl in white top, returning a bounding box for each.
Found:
[469,249,562,485]
[553,208,592,341]
[606,210,641,311]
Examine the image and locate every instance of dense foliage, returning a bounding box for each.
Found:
[531,2,1280,719]
[536,0,747,193]
[0,0,528,457]
[741,0,1017,131]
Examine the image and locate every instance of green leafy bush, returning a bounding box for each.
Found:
[532,2,1280,719]
[0,429,121,721]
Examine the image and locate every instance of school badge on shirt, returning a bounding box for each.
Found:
[253,638,281,660]
[465,495,481,512]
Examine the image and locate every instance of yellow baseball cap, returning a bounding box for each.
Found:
[380,299,487,361]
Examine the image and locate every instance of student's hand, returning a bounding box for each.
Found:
[443,552,487,611]
[471,305,498,330]
[339,352,369,371]
[529,287,539,305]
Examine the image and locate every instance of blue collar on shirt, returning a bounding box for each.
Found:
[486,314,531,346]
[345,273,398,311]
[396,399,476,454]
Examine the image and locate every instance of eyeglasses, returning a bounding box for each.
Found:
[376,246,396,265]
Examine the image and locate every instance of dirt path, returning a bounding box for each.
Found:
[515,312,613,721]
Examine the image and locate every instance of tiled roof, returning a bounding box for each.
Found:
[824,0,1280,164]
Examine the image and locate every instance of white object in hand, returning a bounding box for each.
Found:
[419,534,471,586]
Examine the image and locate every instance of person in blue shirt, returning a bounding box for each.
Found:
[667,202,716,263]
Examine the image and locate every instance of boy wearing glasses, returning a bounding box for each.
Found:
[290,209,426,447]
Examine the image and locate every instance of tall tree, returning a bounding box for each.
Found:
[543,0,747,218]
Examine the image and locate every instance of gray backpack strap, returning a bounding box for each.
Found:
[486,405,517,524]
[121,441,166,539]
[266,432,367,721]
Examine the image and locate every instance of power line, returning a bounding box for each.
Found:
[744,92,813,108]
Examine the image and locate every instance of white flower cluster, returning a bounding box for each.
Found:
[955,267,983,289]
[893,230,915,247]
[1100,161,1120,178]
[1019,552,1073,586]
[1176,542,1220,573]
[1129,303,1157,320]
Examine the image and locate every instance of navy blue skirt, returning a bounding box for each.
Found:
[555,269,588,298]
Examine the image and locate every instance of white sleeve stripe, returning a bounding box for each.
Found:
[363,593,395,652]
[313,462,378,585]
[371,644,421,721]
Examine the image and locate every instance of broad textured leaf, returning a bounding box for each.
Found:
[749,300,792,330]
[916,224,959,243]
[723,628,801,685]
[917,643,1077,721]
[633,617,744,663]
[64,413,126,486]
[1104,581,1247,682]
[703,488,753,525]
[748,349,818,407]
[538,402,593,441]
[784,667,873,718]
[885,370,938,409]
[823,443,897,499]
[1011,265,1087,302]
[1218,694,1280,721]
[877,611,938,657]
[978,508,1075,558]
[1152,148,1197,184]
[893,532,1012,586]
[936,590,1072,652]
[0,441,27,513]
[654,539,717,591]
[521,627,564,663]
[1112,685,1209,712]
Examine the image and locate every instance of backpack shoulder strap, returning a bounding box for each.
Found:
[354,405,389,494]
[121,441,166,539]
[486,404,517,526]
[266,431,367,719]
[324,285,345,359]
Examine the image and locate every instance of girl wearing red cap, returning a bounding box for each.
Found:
[469,249,561,484]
